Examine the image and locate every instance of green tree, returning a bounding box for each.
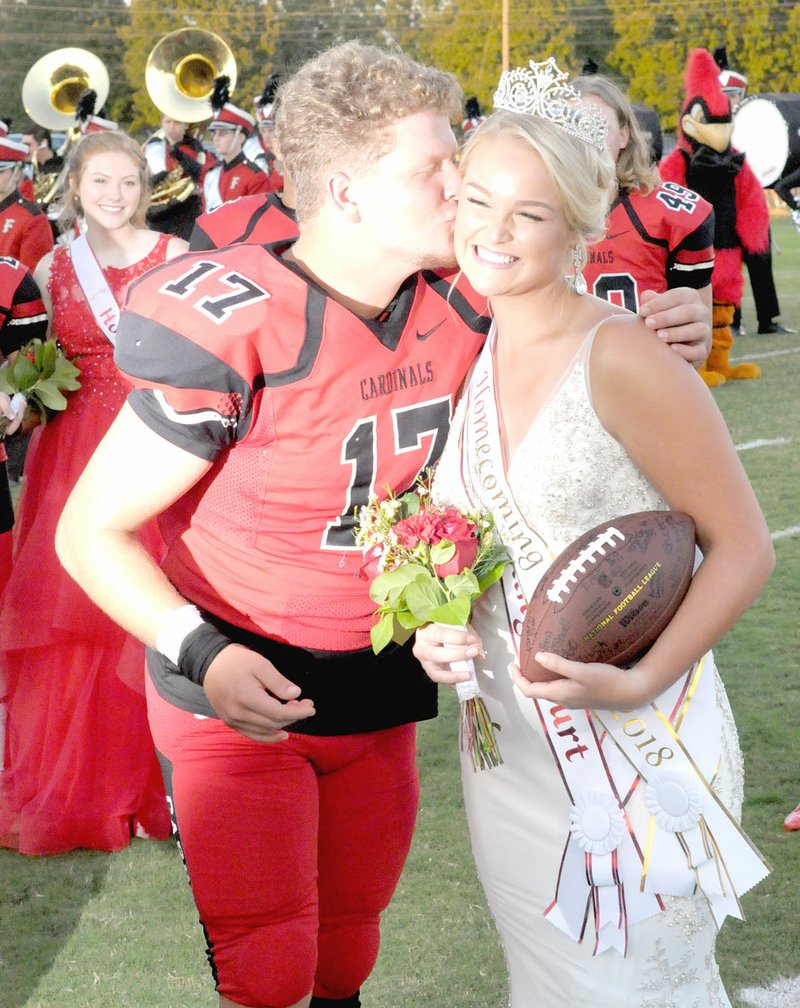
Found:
[272,0,389,74]
[121,0,276,135]
[607,0,800,130]
[410,0,577,117]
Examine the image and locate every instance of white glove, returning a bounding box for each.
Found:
[0,391,26,436]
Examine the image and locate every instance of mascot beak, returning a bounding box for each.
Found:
[681,105,734,154]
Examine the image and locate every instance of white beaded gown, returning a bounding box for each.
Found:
[433,325,744,1007]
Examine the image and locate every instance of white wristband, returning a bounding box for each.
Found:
[155,605,206,665]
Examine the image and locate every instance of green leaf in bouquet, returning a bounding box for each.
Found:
[443,569,480,597]
[476,560,508,594]
[0,366,13,395]
[50,354,81,389]
[429,539,455,565]
[370,563,428,605]
[371,613,396,654]
[400,488,421,516]
[10,355,39,392]
[395,608,424,630]
[36,338,57,378]
[427,594,472,627]
[404,575,446,621]
[31,385,69,412]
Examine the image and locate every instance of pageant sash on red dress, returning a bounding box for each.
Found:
[69,233,120,346]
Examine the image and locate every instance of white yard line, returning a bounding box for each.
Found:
[731,346,800,362]
[771,526,800,541]
[736,437,791,451]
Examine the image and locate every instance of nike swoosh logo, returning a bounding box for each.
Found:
[416,320,445,341]
[605,231,628,240]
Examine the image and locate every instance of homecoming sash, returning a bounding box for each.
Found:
[455,324,768,954]
[69,233,119,346]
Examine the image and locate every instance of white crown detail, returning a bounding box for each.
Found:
[493,57,609,152]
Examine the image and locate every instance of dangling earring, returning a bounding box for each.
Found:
[572,246,587,295]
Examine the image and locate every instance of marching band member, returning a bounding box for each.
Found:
[144,114,210,241]
[203,86,271,212]
[0,136,53,272]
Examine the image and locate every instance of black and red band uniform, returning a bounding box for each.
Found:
[0,191,54,273]
[202,152,273,211]
[0,257,48,589]
[145,133,215,242]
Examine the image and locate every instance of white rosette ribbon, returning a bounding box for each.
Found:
[568,791,628,955]
[595,704,770,927]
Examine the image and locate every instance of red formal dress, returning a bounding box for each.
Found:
[0,234,173,855]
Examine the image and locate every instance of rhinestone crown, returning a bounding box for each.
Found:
[493,57,609,152]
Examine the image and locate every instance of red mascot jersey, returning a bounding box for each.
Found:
[189,192,298,250]
[116,244,488,655]
[584,183,714,312]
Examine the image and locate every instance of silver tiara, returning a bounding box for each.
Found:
[493,57,608,152]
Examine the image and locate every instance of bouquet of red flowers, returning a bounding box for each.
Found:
[0,337,80,437]
[356,474,509,770]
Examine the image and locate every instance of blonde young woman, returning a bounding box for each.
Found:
[413,63,773,1007]
[0,131,187,855]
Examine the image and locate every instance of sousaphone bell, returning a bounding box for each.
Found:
[145,28,237,124]
[22,47,110,131]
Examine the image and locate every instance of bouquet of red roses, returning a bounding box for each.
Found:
[356,474,509,770]
[0,337,81,437]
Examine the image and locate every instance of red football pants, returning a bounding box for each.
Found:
[146,678,420,1008]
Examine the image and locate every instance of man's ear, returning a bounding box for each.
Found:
[328,171,361,223]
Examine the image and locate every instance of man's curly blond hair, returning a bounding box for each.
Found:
[275,41,462,223]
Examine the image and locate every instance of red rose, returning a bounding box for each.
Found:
[433,532,479,578]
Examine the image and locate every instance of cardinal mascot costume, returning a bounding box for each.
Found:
[660,48,766,387]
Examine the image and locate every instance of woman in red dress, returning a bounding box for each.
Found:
[0,130,187,855]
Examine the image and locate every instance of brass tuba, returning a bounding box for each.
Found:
[145,29,237,206]
[22,47,109,131]
[21,48,109,211]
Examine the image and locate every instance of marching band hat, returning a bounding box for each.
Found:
[209,102,255,133]
[80,115,119,134]
[254,72,280,126]
[0,137,29,167]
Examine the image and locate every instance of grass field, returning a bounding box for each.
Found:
[1,217,798,1008]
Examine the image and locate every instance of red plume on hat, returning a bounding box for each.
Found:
[681,48,730,121]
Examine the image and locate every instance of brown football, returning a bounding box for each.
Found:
[520,511,696,683]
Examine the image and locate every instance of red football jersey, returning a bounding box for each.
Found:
[584,183,714,312]
[0,192,54,273]
[116,245,488,652]
[189,193,298,250]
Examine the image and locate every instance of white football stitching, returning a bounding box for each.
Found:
[546,527,626,604]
